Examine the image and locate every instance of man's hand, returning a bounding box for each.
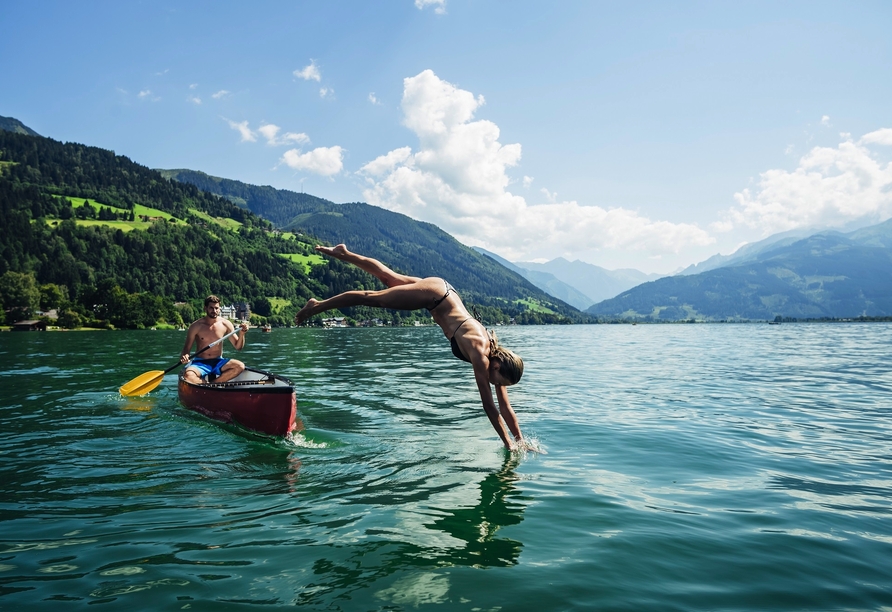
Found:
[180,353,190,364]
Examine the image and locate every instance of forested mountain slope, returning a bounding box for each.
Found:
[163,168,588,322]
[0,126,585,327]
[587,222,892,321]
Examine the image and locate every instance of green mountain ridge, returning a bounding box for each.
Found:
[0,122,585,327]
[0,115,41,138]
[161,169,587,322]
[587,222,892,321]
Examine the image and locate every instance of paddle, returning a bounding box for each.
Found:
[119,328,242,397]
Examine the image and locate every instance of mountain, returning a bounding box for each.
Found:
[163,169,590,322]
[0,115,41,137]
[473,247,595,310]
[676,228,816,276]
[0,125,589,327]
[587,220,892,321]
[517,257,663,304]
[158,169,333,227]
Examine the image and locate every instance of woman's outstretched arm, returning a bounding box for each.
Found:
[495,384,523,443]
[471,358,515,449]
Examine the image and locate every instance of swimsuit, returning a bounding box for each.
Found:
[448,317,476,363]
[428,280,485,364]
[427,279,455,312]
[186,357,231,379]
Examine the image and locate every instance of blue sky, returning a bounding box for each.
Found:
[3,1,891,273]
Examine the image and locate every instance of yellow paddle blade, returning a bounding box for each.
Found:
[119,370,165,397]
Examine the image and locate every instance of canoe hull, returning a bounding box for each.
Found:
[177,367,297,436]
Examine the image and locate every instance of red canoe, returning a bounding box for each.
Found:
[178,367,298,436]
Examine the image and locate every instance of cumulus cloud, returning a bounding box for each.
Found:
[522,175,534,188]
[138,89,159,101]
[359,70,713,260]
[294,60,321,82]
[369,92,381,105]
[187,95,202,105]
[319,87,334,99]
[225,119,257,142]
[726,130,892,234]
[860,128,892,146]
[281,146,344,176]
[258,124,310,146]
[415,0,447,14]
[821,115,831,126]
[212,90,230,99]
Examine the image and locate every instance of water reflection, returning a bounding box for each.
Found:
[289,454,529,607]
[424,454,527,567]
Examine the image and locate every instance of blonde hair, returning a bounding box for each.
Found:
[488,330,524,385]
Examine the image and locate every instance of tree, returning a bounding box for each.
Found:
[39,283,68,310]
[0,271,40,321]
[253,296,273,317]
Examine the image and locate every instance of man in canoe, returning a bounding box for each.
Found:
[295,244,529,451]
[180,295,249,384]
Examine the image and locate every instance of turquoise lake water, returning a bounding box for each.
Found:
[1,323,891,610]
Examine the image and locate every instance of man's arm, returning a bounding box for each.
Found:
[180,327,197,363]
[229,321,248,350]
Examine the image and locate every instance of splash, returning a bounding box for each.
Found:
[515,436,547,455]
[284,431,328,449]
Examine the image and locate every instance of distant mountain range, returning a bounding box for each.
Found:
[677,228,819,276]
[473,248,597,310]
[587,220,892,320]
[473,248,663,311]
[516,257,663,306]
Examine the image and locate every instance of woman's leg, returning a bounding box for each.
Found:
[317,244,421,287]
[296,278,443,325]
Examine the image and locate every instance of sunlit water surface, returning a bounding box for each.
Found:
[1,324,891,610]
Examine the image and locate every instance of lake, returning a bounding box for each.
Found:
[1,323,891,610]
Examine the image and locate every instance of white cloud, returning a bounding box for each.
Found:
[225,118,257,142]
[189,83,198,90]
[415,0,447,15]
[258,124,310,146]
[281,146,344,176]
[369,92,381,105]
[187,95,202,105]
[360,147,413,176]
[319,87,334,98]
[359,70,713,260]
[212,90,230,99]
[294,60,321,82]
[138,89,160,102]
[522,175,533,188]
[860,128,892,146]
[726,130,892,234]
[821,115,831,126]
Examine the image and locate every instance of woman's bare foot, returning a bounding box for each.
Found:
[295,298,321,326]
[315,244,350,259]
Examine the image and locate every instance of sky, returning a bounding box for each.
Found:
[2,1,891,274]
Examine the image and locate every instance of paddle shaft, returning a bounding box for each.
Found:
[119,327,244,396]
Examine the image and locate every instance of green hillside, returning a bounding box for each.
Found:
[0,128,587,328]
[163,169,589,322]
[587,225,892,321]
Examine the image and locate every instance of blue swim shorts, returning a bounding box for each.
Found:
[186,357,231,379]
